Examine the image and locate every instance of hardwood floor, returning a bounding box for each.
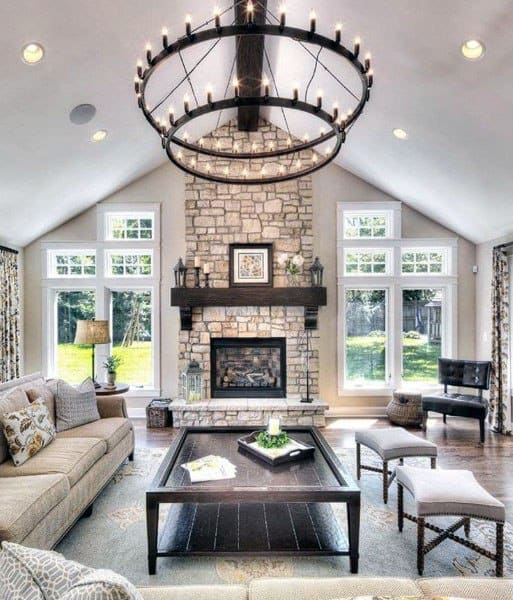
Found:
[133,416,513,515]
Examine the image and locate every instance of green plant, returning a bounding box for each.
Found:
[103,354,123,373]
[368,330,385,337]
[403,330,421,339]
[256,430,290,448]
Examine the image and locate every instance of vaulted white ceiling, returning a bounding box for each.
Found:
[1,0,512,247]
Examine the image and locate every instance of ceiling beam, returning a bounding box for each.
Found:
[234,0,267,131]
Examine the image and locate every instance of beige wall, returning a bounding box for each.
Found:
[312,162,476,409]
[24,159,476,410]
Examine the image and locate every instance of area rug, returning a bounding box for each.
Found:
[56,446,513,586]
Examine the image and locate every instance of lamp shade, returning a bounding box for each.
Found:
[74,320,111,345]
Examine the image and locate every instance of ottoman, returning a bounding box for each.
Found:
[355,428,437,503]
[386,389,423,427]
[396,465,505,576]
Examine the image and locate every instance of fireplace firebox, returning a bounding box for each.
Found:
[210,338,286,398]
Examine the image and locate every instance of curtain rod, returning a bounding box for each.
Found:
[0,244,19,255]
[494,241,513,251]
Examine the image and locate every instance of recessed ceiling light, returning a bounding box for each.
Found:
[70,104,96,125]
[91,129,108,142]
[393,128,408,140]
[21,42,44,65]
[461,39,485,60]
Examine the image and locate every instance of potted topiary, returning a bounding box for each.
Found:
[103,355,122,387]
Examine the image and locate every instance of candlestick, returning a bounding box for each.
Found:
[185,14,192,36]
[194,266,200,287]
[168,106,175,126]
[204,272,210,288]
[292,83,299,103]
[134,77,140,94]
[279,4,286,29]
[309,10,316,33]
[335,22,342,43]
[145,43,152,64]
[247,0,254,25]
[136,60,143,78]
[162,27,168,48]
[183,94,190,113]
[364,53,371,72]
[367,69,374,88]
[233,77,239,98]
[316,89,323,109]
[206,84,213,105]
[268,417,281,436]
[262,76,270,97]
[214,6,221,29]
[332,102,339,122]
[354,36,361,58]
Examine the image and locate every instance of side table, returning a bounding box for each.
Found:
[95,383,130,396]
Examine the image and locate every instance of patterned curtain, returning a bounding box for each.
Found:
[489,247,512,434]
[0,249,20,381]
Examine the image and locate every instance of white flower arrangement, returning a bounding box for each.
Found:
[277,252,304,275]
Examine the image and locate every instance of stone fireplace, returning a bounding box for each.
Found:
[211,337,286,398]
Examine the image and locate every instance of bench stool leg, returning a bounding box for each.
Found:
[383,460,389,503]
[356,442,361,480]
[398,483,404,532]
[480,418,486,444]
[497,522,504,577]
[464,518,471,538]
[443,414,447,424]
[422,411,428,432]
[417,517,425,576]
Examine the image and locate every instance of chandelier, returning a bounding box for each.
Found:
[134,1,373,185]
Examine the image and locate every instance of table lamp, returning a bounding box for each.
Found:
[74,319,111,388]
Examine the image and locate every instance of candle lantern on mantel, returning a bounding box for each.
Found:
[173,257,187,288]
[182,360,204,403]
[309,257,324,287]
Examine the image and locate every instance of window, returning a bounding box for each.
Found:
[344,249,390,275]
[48,250,96,278]
[344,289,388,387]
[111,290,153,388]
[55,290,96,383]
[106,250,153,277]
[402,289,443,383]
[402,249,446,275]
[106,213,154,240]
[337,201,457,393]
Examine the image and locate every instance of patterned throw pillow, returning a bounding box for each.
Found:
[0,387,30,464]
[0,401,55,466]
[49,378,100,432]
[60,570,143,600]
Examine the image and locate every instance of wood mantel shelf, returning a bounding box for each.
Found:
[171,287,327,330]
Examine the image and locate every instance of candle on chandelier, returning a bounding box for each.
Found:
[364,53,371,72]
[353,36,361,58]
[136,60,143,78]
[262,76,270,97]
[268,140,274,151]
[367,69,374,88]
[332,102,339,122]
[214,6,221,29]
[309,10,316,33]
[325,147,331,156]
[296,159,302,169]
[247,1,254,24]
[234,142,240,153]
[206,84,213,105]
[320,126,326,136]
[286,137,292,148]
[206,163,212,173]
[261,165,266,176]
[216,140,221,150]
[223,166,229,177]
[162,27,168,48]
[199,138,204,148]
[316,89,323,109]
[233,77,240,98]
[312,153,318,164]
[145,43,152,64]
[185,14,192,36]
[279,4,286,28]
[251,141,257,153]
[335,22,342,43]
[303,133,309,143]
[279,164,285,175]
[134,77,140,94]
[168,106,175,126]
[190,157,196,168]
[177,150,183,161]
[292,83,299,103]
[183,94,190,113]
[242,167,248,178]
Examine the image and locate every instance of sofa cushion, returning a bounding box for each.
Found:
[0,401,56,466]
[25,383,56,426]
[0,388,30,464]
[0,474,69,543]
[0,373,44,394]
[0,541,92,599]
[57,417,132,453]
[417,576,513,599]
[138,585,248,600]
[60,569,143,600]
[0,437,107,487]
[49,378,100,432]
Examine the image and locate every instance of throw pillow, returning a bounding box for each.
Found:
[0,387,30,464]
[0,401,55,466]
[60,569,143,600]
[0,542,87,599]
[49,378,100,432]
[25,383,56,426]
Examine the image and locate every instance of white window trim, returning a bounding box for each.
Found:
[105,249,154,278]
[46,249,97,279]
[337,200,402,241]
[41,203,161,396]
[343,247,392,277]
[97,203,161,242]
[337,201,458,396]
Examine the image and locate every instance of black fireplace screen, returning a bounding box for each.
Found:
[210,337,286,398]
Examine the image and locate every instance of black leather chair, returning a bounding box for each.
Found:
[422,358,492,443]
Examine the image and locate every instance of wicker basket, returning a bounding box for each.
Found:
[386,390,423,427]
[146,399,172,428]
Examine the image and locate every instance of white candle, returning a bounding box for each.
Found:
[268,417,281,436]
[194,256,201,268]
[203,262,210,274]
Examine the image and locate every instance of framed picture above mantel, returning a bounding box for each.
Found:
[229,243,273,288]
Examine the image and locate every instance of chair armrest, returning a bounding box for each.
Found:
[96,395,128,418]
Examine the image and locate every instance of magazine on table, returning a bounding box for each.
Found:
[181,455,237,483]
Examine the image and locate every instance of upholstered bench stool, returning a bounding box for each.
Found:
[396,465,505,576]
[355,428,437,503]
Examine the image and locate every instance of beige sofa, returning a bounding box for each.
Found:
[0,373,134,550]
[136,576,513,600]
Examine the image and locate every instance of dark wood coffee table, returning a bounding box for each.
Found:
[146,426,360,574]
